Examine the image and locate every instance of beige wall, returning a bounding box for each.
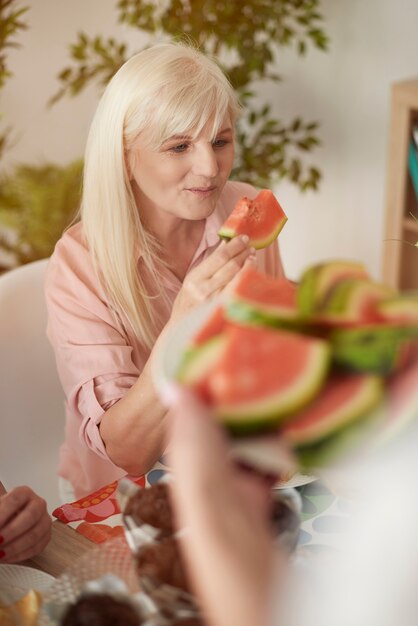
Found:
[3,0,418,280]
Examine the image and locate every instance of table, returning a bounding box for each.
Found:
[24,521,95,578]
[1,477,350,580]
[0,480,94,578]
[22,479,347,579]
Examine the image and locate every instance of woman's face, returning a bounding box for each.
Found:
[127,114,235,227]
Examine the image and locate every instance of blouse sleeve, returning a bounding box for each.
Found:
[45,226,142,460]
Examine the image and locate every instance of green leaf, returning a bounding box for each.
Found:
[0,160,84,266]
[291,117,302,132]
[7,0,328,198]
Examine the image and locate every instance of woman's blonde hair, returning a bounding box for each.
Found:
[80,41,241,350]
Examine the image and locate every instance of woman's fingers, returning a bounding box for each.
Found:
[187,237,255,299]
[206,247,256,297]
[0,523,51,563]
[0,486,35,529]
[194,235,253,282]
[0,488,48,540]
[0,487,51,562]
[171,236,256,320]
[222,256,258,297]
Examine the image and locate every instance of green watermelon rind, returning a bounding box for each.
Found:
[297,264,321,316]
[215,341,331,436]
[226,299,301,329]
[295,399,386,470]
[330,325,418,375]
[320,279,395,319]
[282,375,384,446]
[297,260,368,316]
[218,215,287,250]
[177,336,225,385]
[377,293,418,323]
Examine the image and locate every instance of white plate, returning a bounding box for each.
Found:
[152,298,317,478]
[152,295,223,398]
[275,473,317,489]
[0,564,55,603]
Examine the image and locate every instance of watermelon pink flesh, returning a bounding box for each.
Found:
[218,189,287,250]
[280,374,383,445]
[207,325,330,425]
[192,306,227,346]
[231,267,298,317]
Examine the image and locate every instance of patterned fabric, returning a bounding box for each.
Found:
[53,459,168,543]
[53,468,352,553]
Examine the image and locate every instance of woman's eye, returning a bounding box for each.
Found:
[213,138,228,148]
[169,143,189,153]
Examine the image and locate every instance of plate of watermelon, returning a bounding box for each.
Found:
[153,259,418,477]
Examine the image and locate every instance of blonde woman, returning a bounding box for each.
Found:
[45,42,285,500]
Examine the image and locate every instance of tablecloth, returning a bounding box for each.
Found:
[53,467,352,553]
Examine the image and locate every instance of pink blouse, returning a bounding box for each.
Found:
[45,180,285,499]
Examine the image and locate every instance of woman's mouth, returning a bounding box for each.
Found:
[186,186,217,197]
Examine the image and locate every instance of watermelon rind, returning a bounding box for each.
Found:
[226,299,301,329]
[374,363,418,449]
[320,278,395,322]
[227,268,299,326]
[219,216,287,250]
[330,325,418,374]
[282,374,384,446]
[295,399,385,470]
[177,336,226,385]
[297,260,368,316]
[213,340,331,435]
[377,293,418,324]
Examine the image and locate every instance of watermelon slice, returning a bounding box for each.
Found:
[226,267,300,327]
[376,294,418,325]
[206,326,330,434]
[298,260,369,316]
[319,278,395,324]
[280,374,383,446]
[168,257,416,475]
[177,335,227,403]
[375,359,418,446]
[191,305,227,346]
[295,404,385,469]
[218,189,287,249]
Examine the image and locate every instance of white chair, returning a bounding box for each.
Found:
[0,259,65,512]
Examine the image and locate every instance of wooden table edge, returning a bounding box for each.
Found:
[23,520,95,578]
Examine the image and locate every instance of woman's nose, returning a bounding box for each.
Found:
[192,145,219,178]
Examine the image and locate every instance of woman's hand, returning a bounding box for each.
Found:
[167,387,283,626]
[170,235,255,321]
[0,486,52,563]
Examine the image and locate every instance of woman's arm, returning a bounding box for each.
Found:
[98,332,168,475]
[99,235,255,475]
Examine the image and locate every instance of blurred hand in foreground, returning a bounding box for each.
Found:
[166,386,287,626]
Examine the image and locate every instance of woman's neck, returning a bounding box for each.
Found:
[160,219,206,281]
